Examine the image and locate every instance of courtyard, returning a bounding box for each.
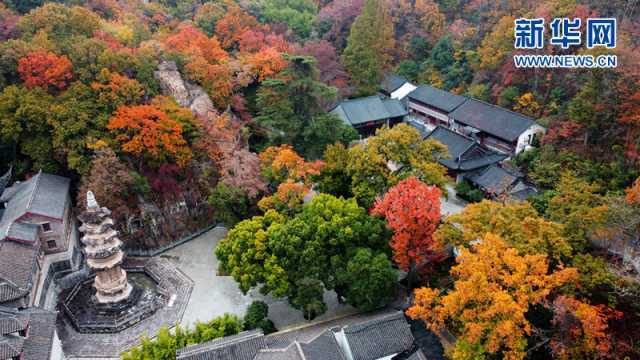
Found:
[161,226,357,330]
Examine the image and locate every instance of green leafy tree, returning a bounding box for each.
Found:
[216,194,391,318]
[547,172,608,252]
[314,142,353,198]
[121,314,243,360]
[302,113,357,159]
[4,0,44,14]
[346,124,449,208]
[336,248,396,311]
[342,0,394,95]
[255,55,355,158]
[17,3,100,42]
[0,85,57,173]
[291,278,327,320]
[395,60,420,82]
[243,301,276,334]
[498,86,520,108]
[208,182,252,226]
[253,0,317,38]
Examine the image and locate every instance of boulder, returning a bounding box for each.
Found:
[154,61,191,107]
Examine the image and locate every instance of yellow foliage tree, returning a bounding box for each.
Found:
[514,92,540,117]
[407,233,578,360]
[476,16,515,71]
[436,200,572,262]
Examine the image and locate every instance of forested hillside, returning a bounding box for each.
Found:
[1,0,640,359]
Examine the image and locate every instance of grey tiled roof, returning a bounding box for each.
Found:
[176,330,266,360]
[426,126,507,171]
[383,99,408,119]
[254,344,303,360]
[408,85,468,113]
[21,308,57,360]
[332,96,407,126]
[0,171,70,242]
[176,309,417,360]
[0,307,56,360]
[380,74,408,94]
[0,312,28,336]
[449,98,535,142]
[406,349,428,360]
[300,330,345,360]
[344,311,414,360]
[0,285,26,306]
[0,240,38,303]
[6,222,38,242]
[0,335,23,359]
[464,164,520,195]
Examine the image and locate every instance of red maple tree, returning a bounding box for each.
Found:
[18,49,73,91]
[371,177,443,280]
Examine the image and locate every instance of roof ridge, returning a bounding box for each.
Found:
[24,170,43,213]
[343,312,405,334]
[463,97,534,120]
[178,330,264,354]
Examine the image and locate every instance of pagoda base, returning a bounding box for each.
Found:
[95,282,133,304]
[61,271,165,334]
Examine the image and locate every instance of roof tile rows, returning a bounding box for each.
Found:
[449,99,535,142]
[0,307,56,360]
[380,74,409,94]
[177,310,420,360]
[0,171,71,304]
[0,171,70,243]
[405,83,537,142]
[425,126,507,172]
[332,96,408,126]
[344,312,414,360]
[408,84,467,113]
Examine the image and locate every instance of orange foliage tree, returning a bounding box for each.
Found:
[406,233,578,360]
[625,177,640,205]
[240,47,288,83]
[617,80,640,163]
[258,180,308,215]
[259,145,323,185]
[371,177,443,280]
[18,49,73,92]
[107,104,192,167]
[184,57,233,108]
[215,4,259,50]
[164,23,228,64]
[550,296,615,360]
[91,69,144,111]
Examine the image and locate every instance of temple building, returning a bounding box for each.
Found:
[78,191,132,304]
[0,169,80,308]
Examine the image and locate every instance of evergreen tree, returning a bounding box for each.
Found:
[255,55,356,158]
[342,0,394,96]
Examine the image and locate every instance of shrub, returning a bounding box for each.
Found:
[244,301,276,334]
[455,181,484,202]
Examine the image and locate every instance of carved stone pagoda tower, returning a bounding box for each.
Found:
[78,191,132,304]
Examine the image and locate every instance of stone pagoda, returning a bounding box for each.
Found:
[78,191,132,304]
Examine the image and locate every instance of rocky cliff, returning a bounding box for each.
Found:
[154,61,215,119]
